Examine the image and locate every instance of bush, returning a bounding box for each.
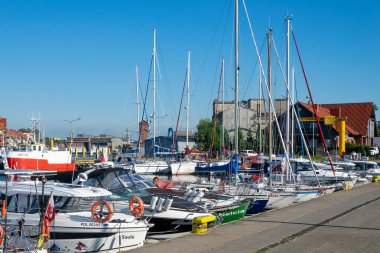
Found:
[345,142,370,156]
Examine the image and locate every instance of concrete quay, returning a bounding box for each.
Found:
[130,182,380,253]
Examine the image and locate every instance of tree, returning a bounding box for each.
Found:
[195,118,228,153]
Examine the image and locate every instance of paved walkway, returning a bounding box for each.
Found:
[129,182,380,253]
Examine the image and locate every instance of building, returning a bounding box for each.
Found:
[297,102,378,148]
[69,134,125,157]
[213,98,285,143]
[175,129,196,153]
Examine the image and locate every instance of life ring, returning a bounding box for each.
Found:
[91,201,114,223]
[0,225,3,246]
[129,196,144,218]
[152,176,160,187]
[42,218,50,235]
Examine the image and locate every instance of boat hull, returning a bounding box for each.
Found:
[7,150,75,172]
[213,202,249,224]
[246,198,269,214]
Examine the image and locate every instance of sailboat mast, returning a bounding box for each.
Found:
[285,17,291,180]
[259,69,262,152]
[234,0,239,155]
[153,28,156,158]
[285,17,291,157]
[291,66,295,155]
[136,64,140,149]
[222,58,225,157]
[268,28,273,180]
[186,49,190,147]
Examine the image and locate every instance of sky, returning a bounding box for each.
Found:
[0,0,379,139]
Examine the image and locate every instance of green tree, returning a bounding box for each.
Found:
[195,118,228,153]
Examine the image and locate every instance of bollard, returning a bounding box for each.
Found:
[192,215,216,234]
[344,182,351,191]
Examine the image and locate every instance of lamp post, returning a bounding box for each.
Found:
[63,117,81,150]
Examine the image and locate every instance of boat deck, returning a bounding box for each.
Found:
[129,182,380,253]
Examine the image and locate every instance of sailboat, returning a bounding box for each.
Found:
[169,50,198,175]
[131,28,169,175]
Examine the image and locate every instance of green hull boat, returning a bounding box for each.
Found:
[213,201,249,224]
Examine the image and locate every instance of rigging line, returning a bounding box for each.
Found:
[206,1,233,117]
[138,54,154,142]
[242,0,292,181]
[241,37,266,99]
[193,0,231,94]
[155,51,168,118]
[173,69,188,156]
[210,62,223,156]
[271,35,321,186]
[291,25,336,175]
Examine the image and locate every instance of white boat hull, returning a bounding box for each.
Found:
[5,212,150,253]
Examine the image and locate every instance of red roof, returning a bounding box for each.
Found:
[298,102,375,136]
[322,102,374,136]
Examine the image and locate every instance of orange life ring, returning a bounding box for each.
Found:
[91,201,114,223]
[129,196,144,218]
[42,218,50,235]
[0,225,3,246]
[152,176,160,186]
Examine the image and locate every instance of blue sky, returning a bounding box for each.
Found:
[0,0,379,139]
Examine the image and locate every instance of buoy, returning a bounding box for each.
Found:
[91,201,113,223]
[129,196,144,218]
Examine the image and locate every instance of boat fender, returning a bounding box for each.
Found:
[192,190,205,203]
[163,195,173,211]
[1,200,6,217]
[155,196,165,212]
[92,201,114,223]
[183,189,193,199]
[149,195,159,211]
[42,218,50,236]
[187,189,199,202]
[129,196,144,218]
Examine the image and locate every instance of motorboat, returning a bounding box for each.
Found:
[0,174,151,253]
[73,167,214,234]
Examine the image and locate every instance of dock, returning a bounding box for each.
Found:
[130,182,380,253]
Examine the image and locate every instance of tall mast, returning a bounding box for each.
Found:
[153,28,157,158]
[186,49,190,148]
[259,69,262,152]
[285,17,291,158]
[268,28,273,178]
[291,66,295,155]
[221,58,225,158]
[136,64,140,150]
[234,0,239,155]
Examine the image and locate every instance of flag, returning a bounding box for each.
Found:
[45,192,56,222]
[100,154,105,163]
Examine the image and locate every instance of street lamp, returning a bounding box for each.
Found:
[63,117,81,149]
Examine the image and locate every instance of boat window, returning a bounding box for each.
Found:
[107,187,150,201]
[33,146,36,151]
[57,197,95,213]
[38,146,41,151]
[83,178,100,188]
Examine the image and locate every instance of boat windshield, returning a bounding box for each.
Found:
[5,194,98,214]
